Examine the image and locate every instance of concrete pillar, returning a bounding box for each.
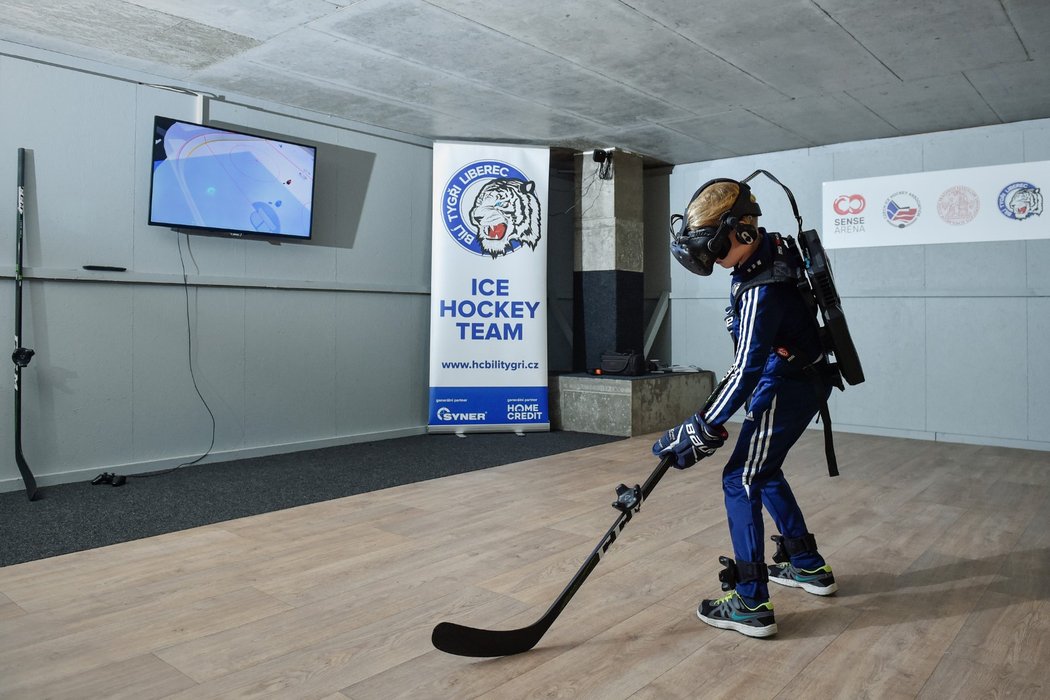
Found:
[572,150,645,371]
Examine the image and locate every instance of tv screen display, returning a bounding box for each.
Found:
[149,116,316,239]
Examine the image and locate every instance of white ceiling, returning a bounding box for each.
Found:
[3,0,1049,165]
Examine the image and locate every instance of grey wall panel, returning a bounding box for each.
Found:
[20,281,134,473]
[925,241,1027,293]
[335,293,429,434]
[132,285,246,461]
[1027,240,1050,292]
[921,128,1025,171]
[831,298,926,430]
[245,238,339,283]
[1030,298,1050,444]
[1022,125,1050,160]
[333,144,432,288]
[829,245,926,295]
[2,60,137,271]
[926,298,1028,440]
[831,138,925,180]
[243,289,338,446]
[670,299,734,374]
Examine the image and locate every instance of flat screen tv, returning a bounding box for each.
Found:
[149,116,316,239]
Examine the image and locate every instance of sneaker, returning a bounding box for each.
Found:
[768,562,838,595]
[696,590,777,638]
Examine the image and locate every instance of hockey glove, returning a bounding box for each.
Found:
[652,414,728,469]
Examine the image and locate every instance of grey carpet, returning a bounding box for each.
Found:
[0,431,624,567]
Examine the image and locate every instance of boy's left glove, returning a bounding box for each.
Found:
[652,414,728,469]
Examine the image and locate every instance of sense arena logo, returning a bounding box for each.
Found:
[832,193,866,234]
[833,194,866,215]
[883,191,921,228]
[998,182,1043,221]
[441,160,542,258]
[436,406,487,422]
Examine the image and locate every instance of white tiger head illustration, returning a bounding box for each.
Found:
[1007,187,1043,220]
[468,178,541,258]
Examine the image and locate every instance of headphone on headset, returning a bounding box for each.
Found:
[670,177,762,276]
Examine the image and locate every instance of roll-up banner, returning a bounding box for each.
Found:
[428,142,550,434]
[822,160,1049,249]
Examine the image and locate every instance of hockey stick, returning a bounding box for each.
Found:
[431,455,674,657]
[12,148,38,501]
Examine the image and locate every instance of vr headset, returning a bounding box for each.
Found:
[669,176,762,276]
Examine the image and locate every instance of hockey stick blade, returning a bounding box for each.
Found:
[431,456,674,657]
[432,620,547,658]
[16,449,39,501]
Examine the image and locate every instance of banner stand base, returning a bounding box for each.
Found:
[427,423,550,435]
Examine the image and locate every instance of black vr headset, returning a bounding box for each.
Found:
[669,175,763,277]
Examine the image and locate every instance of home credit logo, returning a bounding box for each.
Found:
[832,193,866,234]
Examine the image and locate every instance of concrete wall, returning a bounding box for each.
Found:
[0,53,434,491]
[669,119,1050,453]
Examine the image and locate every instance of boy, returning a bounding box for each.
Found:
[653,177,838,638]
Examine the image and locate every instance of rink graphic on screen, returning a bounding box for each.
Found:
[149,116,316,239]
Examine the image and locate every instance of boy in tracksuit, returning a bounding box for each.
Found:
[654,178,837,638]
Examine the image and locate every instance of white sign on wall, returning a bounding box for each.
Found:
[822,160,1048,249]
[428,142,550,434]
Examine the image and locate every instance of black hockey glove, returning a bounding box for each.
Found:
[652,414,728,469]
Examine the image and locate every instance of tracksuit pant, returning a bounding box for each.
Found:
[722,374,832,604]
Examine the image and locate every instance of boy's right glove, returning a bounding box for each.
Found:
[652,414,728,469]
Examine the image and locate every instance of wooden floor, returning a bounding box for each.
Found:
[1,430,1048,699]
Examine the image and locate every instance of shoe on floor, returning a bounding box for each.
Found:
[696,590,777,638]
[768,562,838,595]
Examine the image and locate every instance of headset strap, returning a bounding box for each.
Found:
[742,169,803,237]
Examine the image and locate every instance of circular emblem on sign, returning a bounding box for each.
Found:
[833,194,866,215]
[937,186,979,226]
[441,160,542,258]
[997,181,1043,221]
[883,191,921,228]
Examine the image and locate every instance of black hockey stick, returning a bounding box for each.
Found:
[12,148,38,501]
[431,455,674,657]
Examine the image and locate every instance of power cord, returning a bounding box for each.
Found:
[92,233,216,485]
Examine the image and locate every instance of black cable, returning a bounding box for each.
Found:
[128,233,216,479]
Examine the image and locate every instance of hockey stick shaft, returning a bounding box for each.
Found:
[13,147,38,501]
[431,455,674,657]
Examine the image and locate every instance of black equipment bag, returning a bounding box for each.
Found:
[600,351,647,376]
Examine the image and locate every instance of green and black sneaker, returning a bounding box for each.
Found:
[696,590,777,638]
[768,562,838,595]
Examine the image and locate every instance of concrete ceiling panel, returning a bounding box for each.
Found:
[848,73,1002,135]
[315,0,694,126]
[749,92,901,146]
[664,109,813,156]
[195,61,506,140]
[0,0,257,70]
[966,59,1050,123]
[426,0,788,109]
[1004,0,1050,59]
[127,0,340,41]
[625,0,899,97]
[818,0,1027,80]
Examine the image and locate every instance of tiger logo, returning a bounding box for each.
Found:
[468,178,542,258]
[1006,187,1042,220]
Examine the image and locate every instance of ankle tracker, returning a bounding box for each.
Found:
[718,555,769,591]
[771,533,818,564]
